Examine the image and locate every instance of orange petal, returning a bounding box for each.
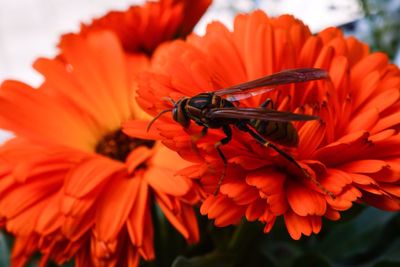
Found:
[6,198,47,236]
[64,156,124,198]
[0,173,62,220]
[322,169,352,195]
[246,168,286,195]
[267,193,289,215]
[189,21,247,87]
[95,173,141,242]
[137,205,155,260]
[352,70,380,109]
[313,46,334,70]
[201,195,245,227]
[58,33,125,128]
[349,173,378,185]
[298,120,326,158]
[245,199,266,221]
[127,246,141,267]
[60,193,97,218]
[314,131,370,165]
[175,163,209,179]
[299,36,322,67]
[324,208,341,221]
[155,193,189,240]
[262,215,277,233]
[229,155,270,170]
[220,181,259,205]
[180,203,200,243]
[122,119,164,140]
[35,193,63,235]
[351,52,388,82]
[284,211,314,240]
[380,184,400,197]
[144,166,190,196]
[345,108,379,134]
[369,129,396,142]
[286,181,327,216]
[340,159,389,173]
[359,88,400,115]
[144,146,191,196]
[328,55,349,102]
[62,206,95,241]
[86,31,131,121]
[362,191,400,211]
[372,109,400,133]
[127,177,149,247]
[150,144,191,170]
[11,236,38,267]
[0,81,95,150]
[156,193,199,243]
[346,37,369,66]
[327,185,361,211]
[126,146,154,173]
[214,205,246,227]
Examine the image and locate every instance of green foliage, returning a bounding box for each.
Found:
[0,232,10,267]
[358,0,400,59]
[166,206,400,267]
[172,254,235,267]
[2,206,400,267]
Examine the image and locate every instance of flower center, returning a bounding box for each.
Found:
[95,129,154,162]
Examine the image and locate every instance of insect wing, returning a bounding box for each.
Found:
[225,87,275,102]
[215,68,328,100]
[207,107,319,122]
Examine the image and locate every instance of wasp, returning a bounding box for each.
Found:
[148,68,333,197]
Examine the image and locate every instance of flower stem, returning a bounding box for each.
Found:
[227,220,263,266]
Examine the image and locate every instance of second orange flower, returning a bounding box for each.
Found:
[125,10,400,240]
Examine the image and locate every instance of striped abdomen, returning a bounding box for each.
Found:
[250,119,299,147]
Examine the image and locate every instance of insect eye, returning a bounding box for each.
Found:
[172,104,191,128]
[172,107,178,122]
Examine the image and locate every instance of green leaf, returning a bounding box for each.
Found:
[260,241,303,267]
[172,253,235,267]
[376,239,400,262]
[374,261,400,267]
[293,252,332,267]
[365,239,400,267]
[0,232,10,267]
[317,207,396,260]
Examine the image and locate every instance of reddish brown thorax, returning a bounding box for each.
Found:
[96,129,154,162]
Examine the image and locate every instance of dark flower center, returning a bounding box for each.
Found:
[96,129,154,162]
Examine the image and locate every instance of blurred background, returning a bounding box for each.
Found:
[0,0,399,86]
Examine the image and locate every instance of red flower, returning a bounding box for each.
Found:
[0,1,212,265]
[80,0,212,54]
[126,11,400,240]
[0,32,199,267]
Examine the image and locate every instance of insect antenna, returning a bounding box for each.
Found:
[162,96,176,105]
[147,109,173,132]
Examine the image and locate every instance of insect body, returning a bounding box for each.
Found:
[148,68,333,196]
[175,93,235,129]
[180,93,302,146]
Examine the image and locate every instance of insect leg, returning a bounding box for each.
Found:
[241,123,335,199]
[191,126,208,142]
[260,98,274,109]
[213,125,232,195]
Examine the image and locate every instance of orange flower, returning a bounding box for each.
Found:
[80,0,212,55]
[0,31,200,266]
[126,11,400,240]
